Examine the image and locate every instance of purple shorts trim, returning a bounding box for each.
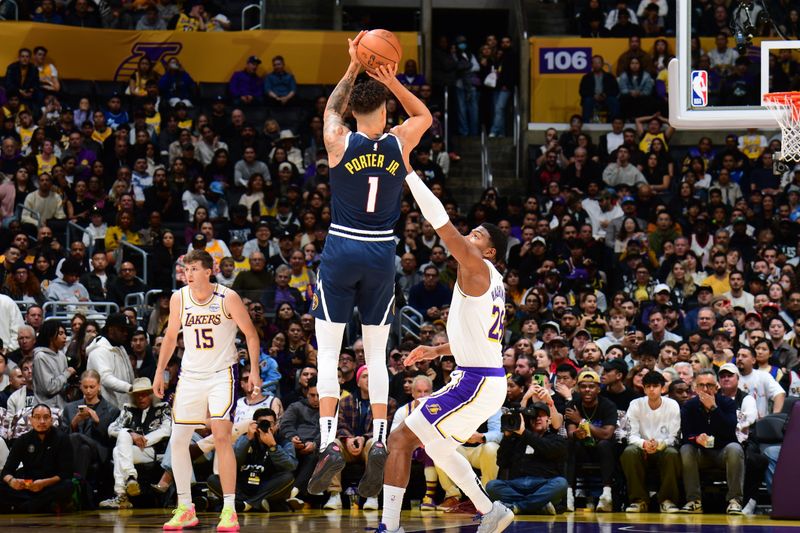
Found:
[456,366,505,377]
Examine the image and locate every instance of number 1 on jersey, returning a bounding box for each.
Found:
[366,176,379,213]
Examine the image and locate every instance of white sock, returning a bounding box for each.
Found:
[602,486,612,499]
[223,494,236,511]
[319,416,337,450]
[381,484,405,530]
[374,419,388,443]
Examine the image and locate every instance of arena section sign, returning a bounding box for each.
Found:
[0,23,418,85]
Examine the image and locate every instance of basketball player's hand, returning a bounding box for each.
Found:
[405,345,440,366]
[247,371,263,397]
[366,63,399,86]
[348,30,367,65]
[152,372,165,399]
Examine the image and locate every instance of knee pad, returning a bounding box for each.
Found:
[362,324,391,404]
[315,320,346,400]
[423,436,459,461]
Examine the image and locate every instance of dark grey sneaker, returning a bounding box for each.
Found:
[358,441,388,498]
[307,443,346,495]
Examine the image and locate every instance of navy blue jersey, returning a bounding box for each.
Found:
[329,131,404,233]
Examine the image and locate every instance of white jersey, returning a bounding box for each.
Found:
[446,259,505,368]
[179,283,238,375]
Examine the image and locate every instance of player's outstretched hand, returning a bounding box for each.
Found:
[405,345,439,367]
[348,30,367,64]
[248,371,263,396]
[152,372,164,399]
[366,63,398,86]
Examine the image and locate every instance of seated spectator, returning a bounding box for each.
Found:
[80,249,116,302]
[281,376,319,509]
[486,401,568,515]
[159,58,196,109]
[104,211,142,255]
[409,265,453,322]
[264,56,297,106]
[679,369,744,514]
[621,371,682,513]
[717,362,766,515]
[0,364,25,408]
[61,369,120,482]
[207,407,296,512]
[272,264,304,313]
[579,55,620,123]
[128,57,159,100]
[735,345,785,418]
[85,313,135,409]
[323,366,396,511]
[602,146,646,188]
[5,48,40,107]
[32,321,75,410]
[564,369,617,512]
[106,261,147,306]
[610,9,644,37]
[22,172,65,228]
[0,404,74,513]
[44,258,89,303]
[229,56,264,107]
[2,260,45,305]
[235,147,271,190]
[618,57,655,120]
[100,377,172,509]
[232,252,274,299]
[33,46,60,95]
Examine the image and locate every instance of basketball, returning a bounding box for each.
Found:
[356,29,402,71]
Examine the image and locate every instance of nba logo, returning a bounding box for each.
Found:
[691,70,708,107]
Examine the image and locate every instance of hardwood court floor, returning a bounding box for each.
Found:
[2,510,800,532]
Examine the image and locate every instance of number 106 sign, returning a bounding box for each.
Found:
[539,47,592,74]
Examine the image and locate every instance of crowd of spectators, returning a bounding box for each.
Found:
[13,0,231,32]
[575,0,800,39]
[0,5,797,520]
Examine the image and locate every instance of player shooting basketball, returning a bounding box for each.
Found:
[307,32,432,499]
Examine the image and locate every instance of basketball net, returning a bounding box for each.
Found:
[764,92,800,166]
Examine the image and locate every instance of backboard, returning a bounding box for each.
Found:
[669,0,800,130]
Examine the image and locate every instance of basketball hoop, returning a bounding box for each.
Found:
[764,92,800,172]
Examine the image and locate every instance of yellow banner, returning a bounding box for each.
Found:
[529,36,774,123]
[530,37,676,123]
[0,22,418,84]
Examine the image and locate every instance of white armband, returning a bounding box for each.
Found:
[405,172,449,229]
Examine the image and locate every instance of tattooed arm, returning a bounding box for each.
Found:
[324,31,366,167]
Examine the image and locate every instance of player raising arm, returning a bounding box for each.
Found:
[153,250,261,532]
[373,169,513,533]
[308,33,431,501]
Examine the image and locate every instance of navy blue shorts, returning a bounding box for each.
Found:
[310,234,396,325]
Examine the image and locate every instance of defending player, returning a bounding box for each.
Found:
[373,174,513,532]
[153,250,262,532]
[307,32,432,498]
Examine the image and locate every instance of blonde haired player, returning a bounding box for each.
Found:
[153,249,261,532]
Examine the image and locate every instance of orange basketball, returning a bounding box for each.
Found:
[356,29,402,71]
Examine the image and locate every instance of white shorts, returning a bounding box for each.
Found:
[405,367,506,445]
[172,366,237,425]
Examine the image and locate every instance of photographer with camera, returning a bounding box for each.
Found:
[486,402,568,515]
[207,408,297,513]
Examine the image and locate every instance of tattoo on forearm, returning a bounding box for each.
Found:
[327,69,357,116]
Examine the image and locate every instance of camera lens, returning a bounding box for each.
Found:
[257,420,271,432]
